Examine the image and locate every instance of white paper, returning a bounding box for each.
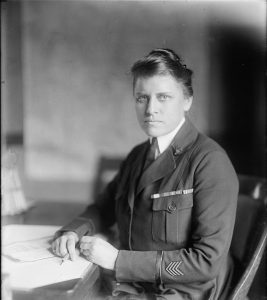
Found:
[3,236,54,262]
[6,256,92,290]
[2,225,92,290]
[2,225,61,244]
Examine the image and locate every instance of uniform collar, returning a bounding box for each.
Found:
[135,117,199,195]
[149,117,185,157]
[170,117,199,156]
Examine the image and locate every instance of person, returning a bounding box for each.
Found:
[52,48,238,300]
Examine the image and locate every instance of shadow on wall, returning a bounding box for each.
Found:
[209,24,265,177]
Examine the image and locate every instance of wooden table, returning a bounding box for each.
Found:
[2,201,87,226]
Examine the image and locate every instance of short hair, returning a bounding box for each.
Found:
[131,48,193,98]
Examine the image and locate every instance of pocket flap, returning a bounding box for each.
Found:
[152,194,193,212]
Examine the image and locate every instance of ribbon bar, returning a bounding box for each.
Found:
[151,189,193,199]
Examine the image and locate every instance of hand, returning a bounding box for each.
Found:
[51,231,79,261]
[80,236,119,270]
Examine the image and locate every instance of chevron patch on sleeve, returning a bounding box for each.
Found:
[166,261,184,276]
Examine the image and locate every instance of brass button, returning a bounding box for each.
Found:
[168,202,177,212]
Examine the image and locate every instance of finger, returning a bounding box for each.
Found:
[51,240,58,255]
[81,248,91,255]
[67,237,76,261]
[80,241,92,250]
[80,237,94,250]
[81,249,92,261]
[59,236,68,257]
[79,239,92,253]
[53,238,61,256]
[51,244,55,255]
[51,240,56,252]
[80,236,94,243]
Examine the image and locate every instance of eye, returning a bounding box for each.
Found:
[158,94,170,102]
[135,95,148,103]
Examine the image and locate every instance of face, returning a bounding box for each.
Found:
[134,74,192,137]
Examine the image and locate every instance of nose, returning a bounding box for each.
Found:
[145,97,158,116]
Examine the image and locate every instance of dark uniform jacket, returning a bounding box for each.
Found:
[59,119,239,300]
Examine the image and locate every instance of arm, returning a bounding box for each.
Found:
[52,160,125,259]
[51,144,138,260]
[55,146,138,240]
[114,150,239,284]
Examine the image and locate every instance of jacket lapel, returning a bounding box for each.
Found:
[127,142,148,210]
[135,118,199,196]
[136,147,176,195]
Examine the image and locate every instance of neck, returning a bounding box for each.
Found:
[151,117,185,154]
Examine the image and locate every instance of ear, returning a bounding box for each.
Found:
[183,96,193,112]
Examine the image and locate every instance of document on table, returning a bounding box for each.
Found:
[2,225,92,290]
[3,236,54,262]
[5,255,92,290]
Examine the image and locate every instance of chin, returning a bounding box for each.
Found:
[143,128,162,138]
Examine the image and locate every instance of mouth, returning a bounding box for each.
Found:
[144,120,162,125]
[144,118,161,122]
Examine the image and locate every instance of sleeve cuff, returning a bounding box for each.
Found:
[55,217,95,240]
[115,250,158,283]
[156,250,163,285]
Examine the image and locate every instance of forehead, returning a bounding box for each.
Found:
[134,74,182,93]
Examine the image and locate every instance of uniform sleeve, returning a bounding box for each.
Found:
[115,150,239,284]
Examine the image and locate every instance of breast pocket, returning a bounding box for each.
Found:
[152,193,193,244]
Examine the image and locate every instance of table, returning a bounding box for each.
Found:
[2,201,101,300]
[2,201,87,226]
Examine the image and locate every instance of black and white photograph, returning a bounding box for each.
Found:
[1,0,266,299]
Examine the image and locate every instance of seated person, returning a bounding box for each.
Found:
[52,48,239,300]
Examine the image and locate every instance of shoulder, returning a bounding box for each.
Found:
[195,131,225,155]
[179,119,228,162]
[191,132,238,190]
[191,131,230,164]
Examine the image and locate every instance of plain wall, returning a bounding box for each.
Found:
[1,1,23,137]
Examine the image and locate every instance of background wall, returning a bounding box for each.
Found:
[1,0,23,142]
[22,0,211,181]
[2,0,265,203]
